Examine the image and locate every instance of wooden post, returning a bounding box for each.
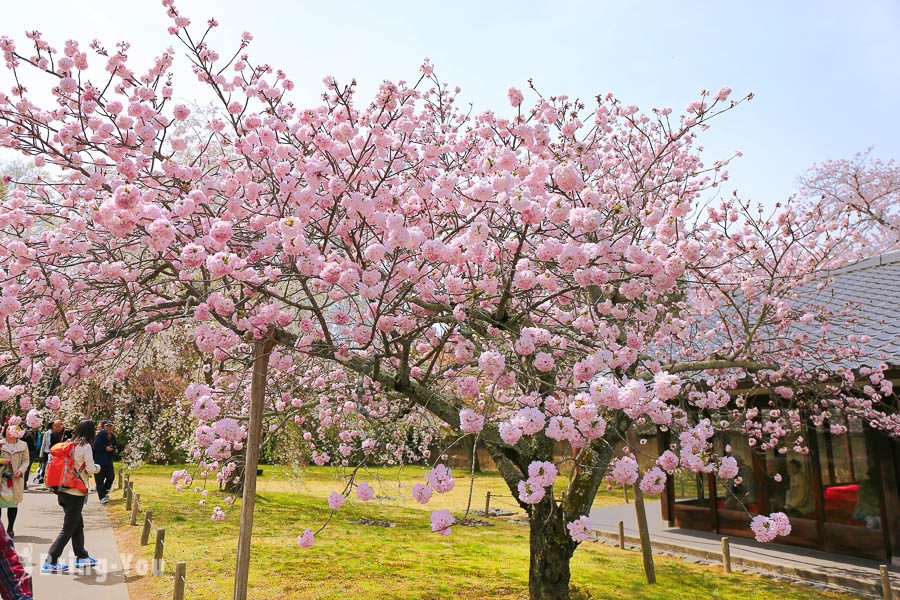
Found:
[722,537,732,573]
[118,468,123,490]
[173,561,186,600]
[130,493,141,526]
[882,565,893,600]
[624,485,629,504]
[123,474,130,497]
[125,485,133,510]
[484,491,491,518]
[233,335,274,600]
[627,428,656,584]
[153,529,166,576]
[141,511,153,545]
[618,521,625,549]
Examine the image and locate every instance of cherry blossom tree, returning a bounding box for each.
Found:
[798,149,900,253]
[0,3,897,598]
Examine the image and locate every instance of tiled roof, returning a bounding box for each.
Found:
[798,251,900,369]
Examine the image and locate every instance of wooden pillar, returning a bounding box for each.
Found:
[130,493,141,526]
[721,537,732,573]
[233,335,274,600]
[881,565,894,600]
[806,419,827,547]
[751,447,770,515]
[153,529,166,576]
[659,428,674,526]
[173,561,186,600]
[823,429,837,484]
[708,473,720,533]
[845,415,856,482]
[141,511,153,545]
[873,430,900,563]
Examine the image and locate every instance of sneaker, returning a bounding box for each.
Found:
[75,557,98,568]
[41,562,69,574]
[99,496,110,505]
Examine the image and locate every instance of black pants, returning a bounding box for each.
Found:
[35,456,48,483]
[23,459,33,490]
[48,493,88,563]
[95,464,115,500]
[1,507,17,534]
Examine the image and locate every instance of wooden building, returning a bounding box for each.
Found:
[661,252,900,562]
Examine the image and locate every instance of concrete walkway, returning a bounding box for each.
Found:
[11,485,129,599]
[590,501,896,598]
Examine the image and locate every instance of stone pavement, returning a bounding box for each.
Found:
[11,485,129,599]
[590,500,897,598]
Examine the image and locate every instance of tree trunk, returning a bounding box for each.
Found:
[468,436,481,473]
[528,498,576,600]
[483,426,622,600]
[220,453,246,495]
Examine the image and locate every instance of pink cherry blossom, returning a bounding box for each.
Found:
[566,516,592,542]
[356,482,375,501]
[427,464,455,494]
[430,509,456,536]
[297,528,315,548]
[327,492,346,511]
[459,408,485,434]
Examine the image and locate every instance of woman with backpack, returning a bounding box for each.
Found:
[0,422,28,538]
[42,420,101,574]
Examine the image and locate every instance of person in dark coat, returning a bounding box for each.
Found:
[19,429,39,491]
[35,421,68,485]
[92,421,117,504]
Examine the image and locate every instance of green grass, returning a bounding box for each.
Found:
[109,464,845,599]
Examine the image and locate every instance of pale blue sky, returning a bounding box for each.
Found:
[3,0,899,207]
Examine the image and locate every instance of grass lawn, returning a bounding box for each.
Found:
[108,464,845,599]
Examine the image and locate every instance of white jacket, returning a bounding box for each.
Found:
[61,441,100,496]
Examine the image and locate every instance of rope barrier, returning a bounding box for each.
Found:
[122,476,887,599]
[119,473,197,600]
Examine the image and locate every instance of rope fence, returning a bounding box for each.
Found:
[120,472,200,600]
[482,489,896,599]
[116,478,899,600]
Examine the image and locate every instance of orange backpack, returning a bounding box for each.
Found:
[45,441,87,494]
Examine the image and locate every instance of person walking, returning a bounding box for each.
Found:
[92,421,118,504]
[0,423,28,539]
[34,421,67,485]
[42,420,101,574]
[19,429,38,492]
[0,523,31,599]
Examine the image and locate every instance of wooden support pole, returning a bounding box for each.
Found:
[882,565,893,600]
[618,521,625,549]
[118,468,123,490]
[233,335,274,600]
[627,428,656,585]
[484,491,491,518]
[125,485,133,510]
[624,485,629,504]
[173,561,186,600]
[141,511,153,545]
[130,493,141,526]
[153,529,166,576]
[722,537,732,573]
